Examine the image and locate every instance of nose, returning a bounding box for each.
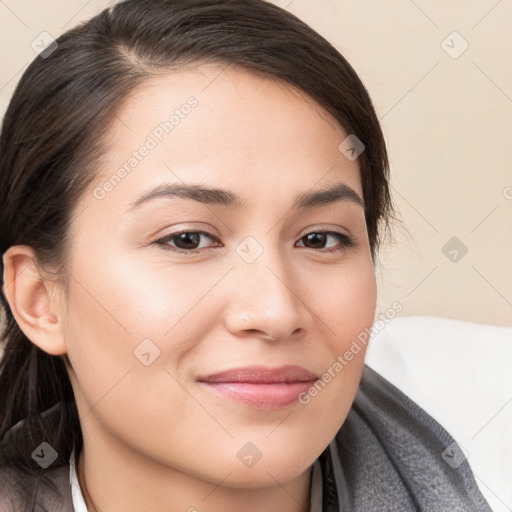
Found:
[223,247,307,342]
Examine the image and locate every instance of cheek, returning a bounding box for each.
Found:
[65,245,230,346]
[304,256,377,349]
[299,258,376,412]
[61,263,210,464]
[62,248,233,428]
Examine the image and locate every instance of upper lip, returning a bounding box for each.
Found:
[197,365,318,384]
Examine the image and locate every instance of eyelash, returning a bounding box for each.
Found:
[153,229,354,255]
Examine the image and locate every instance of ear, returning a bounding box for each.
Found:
[2,245,67,355]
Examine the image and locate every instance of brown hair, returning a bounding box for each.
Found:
[0,0,392,509]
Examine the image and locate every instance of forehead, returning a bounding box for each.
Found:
[85,64,361,213]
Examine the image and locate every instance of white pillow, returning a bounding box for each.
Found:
[365,315,512,512]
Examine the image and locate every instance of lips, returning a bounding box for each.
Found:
[197,365,318,409]
[197,365,317,383]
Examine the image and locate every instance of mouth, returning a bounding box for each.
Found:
[197,365,318,409]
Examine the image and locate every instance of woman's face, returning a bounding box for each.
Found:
[62,64,376,487]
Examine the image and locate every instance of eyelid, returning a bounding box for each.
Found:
[297,222,353,241]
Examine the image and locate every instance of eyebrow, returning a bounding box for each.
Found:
[127,182,364,211]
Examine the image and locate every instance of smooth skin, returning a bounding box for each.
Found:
[3,64,377,512]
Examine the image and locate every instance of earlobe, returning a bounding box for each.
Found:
[2,245,67,356]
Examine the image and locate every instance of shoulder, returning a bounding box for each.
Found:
[331,364,492,511]
[0,463,73,512]
[364,315,512,511]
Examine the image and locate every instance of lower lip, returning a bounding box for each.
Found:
[199,381,317,409]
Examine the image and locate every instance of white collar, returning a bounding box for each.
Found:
[69,450,323,512]
[69,448,88,512]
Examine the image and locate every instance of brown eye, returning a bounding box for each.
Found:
[296,231,353,252]
[155,230,221,254]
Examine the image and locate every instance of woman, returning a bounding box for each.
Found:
[0,0,491,510]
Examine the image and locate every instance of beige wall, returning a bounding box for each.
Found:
[1,0,511,326]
